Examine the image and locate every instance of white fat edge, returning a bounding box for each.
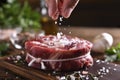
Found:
[31,41,48,47]
[31,41,41,45]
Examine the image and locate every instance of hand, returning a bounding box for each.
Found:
[45,0,79,20]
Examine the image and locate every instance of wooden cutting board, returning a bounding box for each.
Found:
[0,53,120,80]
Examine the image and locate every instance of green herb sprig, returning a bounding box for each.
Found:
[105,43,120,62]
[0,42,10,56]
[0,0,41,32]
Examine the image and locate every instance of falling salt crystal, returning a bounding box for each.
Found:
[59,17,63,22]
[55,21,57,24]
[69,31,72,34]
[59,23,61,25]
[5,72,8,75]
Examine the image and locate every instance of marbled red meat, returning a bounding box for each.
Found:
[25,33,93,71]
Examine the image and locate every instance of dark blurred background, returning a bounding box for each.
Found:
[62,0,120,27]
[1,0,120,27]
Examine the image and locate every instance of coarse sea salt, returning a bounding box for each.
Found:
[16,55,21,61]
[113,68,117,71]
[106,69,109,73]
[96,60,100,63]
[108,67,111,69]
[114,64,118,67]
[97,66,110,77]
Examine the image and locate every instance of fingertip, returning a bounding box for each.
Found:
[51,15,58,20]
[61,0,79,18]
[51,11,59,20]
[48,8,59,20]
[61,8,73,18]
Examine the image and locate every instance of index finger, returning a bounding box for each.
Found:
[45,0,59,20]
[61,0,79,18]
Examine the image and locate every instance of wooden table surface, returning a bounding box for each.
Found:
[0,27,120,79]
[59,26,120,46]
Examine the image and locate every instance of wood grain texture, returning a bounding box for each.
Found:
[0,60,57,80]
